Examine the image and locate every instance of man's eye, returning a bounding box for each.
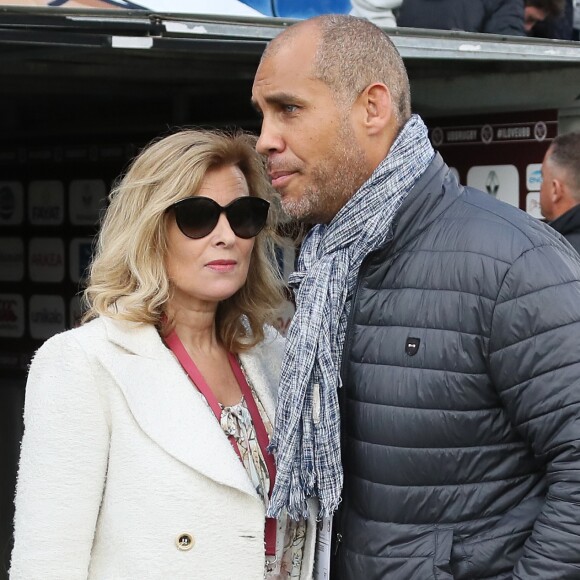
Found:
[283,104,298,113]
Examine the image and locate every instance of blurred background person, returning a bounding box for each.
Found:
[397,0,565,36]
[526,0,569,34]
[540,131,580,254]
[350,0,402,27]
[529,0,573,38]
[397,0,526,35]
[10,129,316,580]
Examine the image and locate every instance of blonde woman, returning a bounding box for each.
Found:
[10,130,316,580]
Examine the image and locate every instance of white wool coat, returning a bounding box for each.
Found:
[10,317,316,580]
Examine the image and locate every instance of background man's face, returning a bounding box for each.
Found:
[540,148,555,220]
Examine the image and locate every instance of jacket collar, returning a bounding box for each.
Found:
[387,153,461,254]
[96,316,275,500]
[549,203,580,237]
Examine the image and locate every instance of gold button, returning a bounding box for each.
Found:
[176,533,194,551]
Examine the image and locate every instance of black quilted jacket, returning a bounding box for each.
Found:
[549,203,580,256]
[332,154,580,579]
[397,0,526,36]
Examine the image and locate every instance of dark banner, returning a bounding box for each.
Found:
[427,110,559,218]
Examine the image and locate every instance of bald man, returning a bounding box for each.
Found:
[541,131,580,254]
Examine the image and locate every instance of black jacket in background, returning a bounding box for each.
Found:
[397,0,526,35]
[549,203,580,254]
[530,0,573,39]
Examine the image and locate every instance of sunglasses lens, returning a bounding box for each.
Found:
[226,197,270,239]
[173,197,219,239]
[171,196,269,239]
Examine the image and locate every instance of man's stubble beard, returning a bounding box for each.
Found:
[281,122,370,224]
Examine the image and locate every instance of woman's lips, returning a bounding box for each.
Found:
[206,260,236,272]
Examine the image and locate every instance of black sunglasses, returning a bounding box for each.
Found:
[168,196,270,240]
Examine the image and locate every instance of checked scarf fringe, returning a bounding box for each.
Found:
[267,115,435,520]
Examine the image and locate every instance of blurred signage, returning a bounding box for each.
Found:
[0,237,24,282]
[0,182,24,225]
[29,295,66,340]
[526,163,543,191]
[525,163,543,219]
[29,237,65,283]
[466,165,519,208]
[0,294,25,338]
[428,110,557,216]
[29,180,65,226]
[69,179,107,225]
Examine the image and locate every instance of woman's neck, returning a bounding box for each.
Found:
[164,302,221,355]
[164,302,242,407]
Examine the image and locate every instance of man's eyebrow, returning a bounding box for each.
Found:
[251,92,304,109]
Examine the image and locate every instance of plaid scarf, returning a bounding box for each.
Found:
[267,115,435,520]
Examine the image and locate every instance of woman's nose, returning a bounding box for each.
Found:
[211,212,236,245]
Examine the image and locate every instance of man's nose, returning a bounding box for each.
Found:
[256,117,283,156]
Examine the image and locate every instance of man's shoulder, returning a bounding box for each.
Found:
[563,230,580,256]
[448,185,562,255]
[550,203,580,236]
[395,156,565,264]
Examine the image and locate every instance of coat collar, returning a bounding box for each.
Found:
[96,316,278,500]
[382,153,458,254]
[549,203,580,237]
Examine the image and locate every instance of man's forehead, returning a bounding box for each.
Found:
[268,20,319,53]
[259,23,320,71]
[253,43,318,93]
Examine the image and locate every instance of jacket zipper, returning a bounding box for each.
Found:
[334,247,390,557]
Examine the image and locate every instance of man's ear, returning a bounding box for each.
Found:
[552,178,565,204]
[357,83,393,136]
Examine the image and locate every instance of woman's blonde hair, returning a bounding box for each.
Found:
[83,129,286,352]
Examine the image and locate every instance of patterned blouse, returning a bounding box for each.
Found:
[214,364,307,579]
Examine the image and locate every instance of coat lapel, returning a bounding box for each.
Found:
[97,317,273,500]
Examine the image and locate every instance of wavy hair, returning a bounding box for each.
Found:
[83,129,286,352]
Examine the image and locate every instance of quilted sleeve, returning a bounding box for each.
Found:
[489,243,580,578]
